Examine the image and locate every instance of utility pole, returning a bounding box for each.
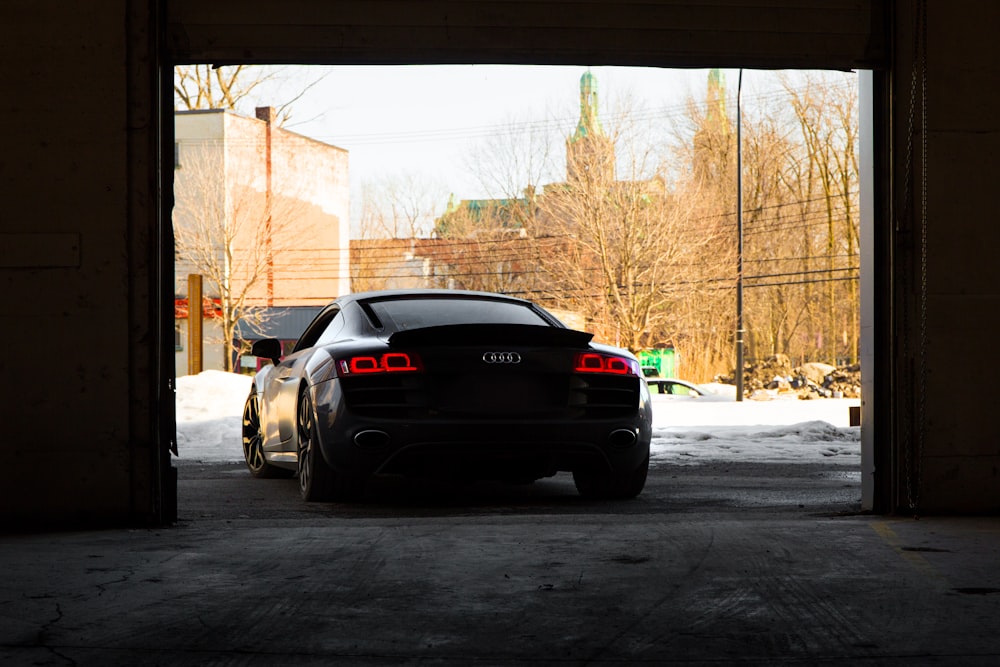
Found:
[257,106,275,307]
[736,69,745,402]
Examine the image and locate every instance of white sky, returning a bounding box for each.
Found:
[235,63,768,229]
[237,64,834,230]
[175,370,861,467]
[275,65,713,199]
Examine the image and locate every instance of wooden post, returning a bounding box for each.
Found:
[187,273,203,375]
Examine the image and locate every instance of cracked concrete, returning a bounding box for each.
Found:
[2,460,999,665]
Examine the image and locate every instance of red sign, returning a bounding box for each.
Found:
[174,298,223,319]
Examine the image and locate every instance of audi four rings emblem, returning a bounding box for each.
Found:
[483,351,521,364]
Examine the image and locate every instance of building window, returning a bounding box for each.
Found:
[175,322,184,351]
[174,142,181,169]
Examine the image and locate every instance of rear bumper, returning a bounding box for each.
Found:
[311,380,651,480]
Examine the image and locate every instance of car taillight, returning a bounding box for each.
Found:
[573,352,640,376]
[337,352,423,375]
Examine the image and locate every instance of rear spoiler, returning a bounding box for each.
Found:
[389,323,594,347]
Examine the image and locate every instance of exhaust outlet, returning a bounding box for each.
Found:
[608,428,637,448]
[354,429,390,448]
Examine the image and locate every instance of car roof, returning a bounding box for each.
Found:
[331,289,534,308]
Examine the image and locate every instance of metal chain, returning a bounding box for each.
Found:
[901,1,928,512]
[900,41,916,511]
[899,1,927,512]
[915,0,929,511]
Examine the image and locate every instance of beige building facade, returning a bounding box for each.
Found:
[173,108,350,376]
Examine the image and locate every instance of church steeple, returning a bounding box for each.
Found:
[566,70,615,184]
[571,69,604,144]
[706,68,728,128]
[692,68,731,188]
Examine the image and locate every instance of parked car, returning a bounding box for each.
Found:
[242,289,652,502]
[646,378,729,400]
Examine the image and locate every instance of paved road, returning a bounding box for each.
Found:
[4,460,1000,665]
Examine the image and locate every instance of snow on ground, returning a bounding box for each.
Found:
[650,383,860,465]
[174,371,253,462]
[174,371,861,466]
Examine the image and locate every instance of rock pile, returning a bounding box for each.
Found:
[714,354,862,399]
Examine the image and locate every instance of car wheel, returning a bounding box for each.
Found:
[242,389,291,479]
[296,388,364,502]
[572,456,649,500]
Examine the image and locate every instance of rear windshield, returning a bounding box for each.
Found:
[365,297,551,332]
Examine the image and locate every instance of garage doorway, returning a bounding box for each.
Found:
[161,0,888,516]
[174,66,872,508]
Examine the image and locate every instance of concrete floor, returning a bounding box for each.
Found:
[2,460,999,665]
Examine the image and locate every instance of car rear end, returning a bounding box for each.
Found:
[311,323,651,488]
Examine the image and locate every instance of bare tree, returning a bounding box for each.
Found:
[829,77,861,364]
[173,63,339,371]
[173,145,315,371]
[656,177,738,382]
[358,171,449,239]
[739,98,807,362]
[663,71,860,377]
[536,95,723,354]
[783,71,860,365]
[431,203,538,295]
[649,83,744,379]
[174,64,326,125]
[350,183,396,293]
[349,171,450,293]
[462,111,564,234]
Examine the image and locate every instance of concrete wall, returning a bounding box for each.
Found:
[891,2,1000,512]
[0,0,162,526]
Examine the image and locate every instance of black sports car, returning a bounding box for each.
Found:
[242,289,652,501]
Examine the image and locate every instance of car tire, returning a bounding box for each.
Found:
[296,387,364,502]
[242,388,292,479]
[572,456,649,500]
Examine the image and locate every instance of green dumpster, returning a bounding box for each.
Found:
[638,348,676,379]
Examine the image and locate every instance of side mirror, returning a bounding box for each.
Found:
[251,338,282,365]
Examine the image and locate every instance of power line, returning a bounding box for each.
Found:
[175,76,856,150]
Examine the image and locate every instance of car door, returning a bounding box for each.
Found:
[259,306,344,454]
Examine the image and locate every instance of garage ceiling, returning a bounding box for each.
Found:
[166,0,887,70]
